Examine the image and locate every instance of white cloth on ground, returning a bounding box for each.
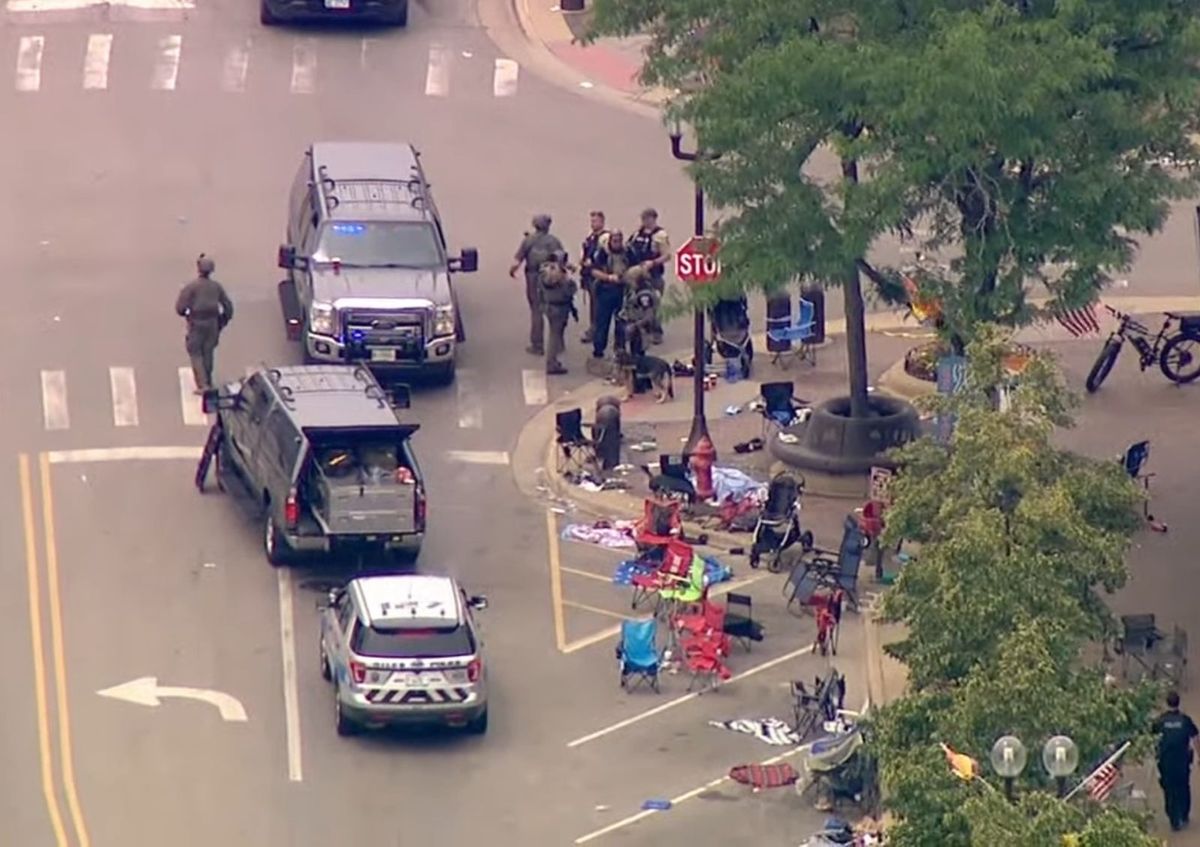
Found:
[708,717,800,746]
[693,466,768,505]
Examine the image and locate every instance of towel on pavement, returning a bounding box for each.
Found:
[613,555,734,586]
[709,717,800,746]
[561,522,637,549]
[698,467,768,505]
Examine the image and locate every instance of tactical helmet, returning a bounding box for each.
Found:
[552,249,569,263]
[196,254,215,275]
[532,214,552,231]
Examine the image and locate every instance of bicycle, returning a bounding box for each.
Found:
[1085,304,1200,392]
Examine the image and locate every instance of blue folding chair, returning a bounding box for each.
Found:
[616,618,662,692]
[786,514,867,612]
[766,297,818,368]
[1121,440,1167,532]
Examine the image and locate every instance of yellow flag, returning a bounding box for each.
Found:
[940,743,979,781]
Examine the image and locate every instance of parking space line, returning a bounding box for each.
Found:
[546,509,567,651]
[563,600,627,620]
[574,696,870,844]
[277,568,303,782]
[567,644,814,748]
[561,566,611,583]
[39,454,91,846]
[18,455,69,847]
[563,624,622,654]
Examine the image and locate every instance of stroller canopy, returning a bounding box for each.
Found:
[711,297,750,337]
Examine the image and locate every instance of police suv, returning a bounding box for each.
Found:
[319,574,489,736]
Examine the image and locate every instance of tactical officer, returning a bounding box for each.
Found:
[509,214,565,356]
[590,229,633,359]
[579,210,609,345]
[539,250,578,375]
[625,208,671,344]
[1154,690,1199,830]
[175,254,234,394]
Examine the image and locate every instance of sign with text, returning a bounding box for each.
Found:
[935,354,968,443]
[674,235,721,284]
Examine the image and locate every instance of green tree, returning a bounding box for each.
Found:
[586,0,1200,378]
[869,328,1155,846]
[963,789,1158,847]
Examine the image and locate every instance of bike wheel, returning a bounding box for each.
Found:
[1085,338,1122,393]
[1159,334,1200,384]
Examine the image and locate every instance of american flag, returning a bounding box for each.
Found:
[1085,761,1120,803]
[1054,303,1102,337]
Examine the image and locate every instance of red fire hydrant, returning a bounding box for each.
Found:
[690,434,717,502]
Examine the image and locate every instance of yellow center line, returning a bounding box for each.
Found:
[545,509,567,652]
[19,454,69,847]
[39,453,90,847]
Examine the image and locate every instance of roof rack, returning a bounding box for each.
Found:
[266,366,393,411]
[316,176,428,216]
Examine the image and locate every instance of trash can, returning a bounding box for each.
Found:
[801,284,825,344]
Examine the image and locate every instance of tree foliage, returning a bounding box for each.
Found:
[868,328,1155,846]
[586,0,1200,347]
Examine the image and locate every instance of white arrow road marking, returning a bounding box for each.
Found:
[492,58,518,97]
[97,677,248,722]
[15,36,44,92]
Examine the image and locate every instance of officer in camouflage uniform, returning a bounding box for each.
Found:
[539,249,578,375]
[175,253,234,393]
[509,213,565,356]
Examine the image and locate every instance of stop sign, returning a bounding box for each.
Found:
[674,235,721,284]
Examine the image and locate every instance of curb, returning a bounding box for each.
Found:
[874,358,936,403]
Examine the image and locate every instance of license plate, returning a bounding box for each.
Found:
[390,671,444,687]
[325,0,350,7]
[370,348,397,362]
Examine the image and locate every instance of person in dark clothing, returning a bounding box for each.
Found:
[589,230,632,359]
[1153,690,1199,831]
[538,250,577,375]
[509,214,565,356]
[175,254,234,393]
[578,210,609,346]
[625,207,671,344]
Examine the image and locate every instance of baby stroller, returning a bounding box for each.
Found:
[749,471,814,572]
[705,296,753,379]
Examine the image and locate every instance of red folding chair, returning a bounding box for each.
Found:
[682,632,733,691]
[856,500,885,540]
[630,538,694,612]
[634,498,682,552]
[811,589,845,656]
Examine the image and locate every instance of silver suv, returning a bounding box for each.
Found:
[319,574,489,736]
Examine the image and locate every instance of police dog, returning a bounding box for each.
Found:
[615,325,674,403]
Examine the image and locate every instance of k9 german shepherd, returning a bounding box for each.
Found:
[615,326,674,403]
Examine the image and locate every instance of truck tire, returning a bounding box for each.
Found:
[264,512,289,567]
[429,361,455,386]
[388,0,408,25]
[466,708,488,735]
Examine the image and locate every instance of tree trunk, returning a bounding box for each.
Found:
[841,157,871,419]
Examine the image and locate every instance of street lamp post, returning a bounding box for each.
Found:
[1043,735,1080,798]
[668,120,716,498]
[989,734,1079,800]
[990,736,1028,803]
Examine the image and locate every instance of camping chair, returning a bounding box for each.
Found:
[1121,440,1168,532]
[555,408,599,478]
[634,498,682,555]
[616,618,662,692]
[1113,614,1189,688]
[791,668,847,741]
[646,453,697,503]
[681,632,733,692]
[630,538,694,612]
[759,381,811,439]
[658,546,708,621]
[722,592,764,651]
[766,296,818,368]
[790,514,868,611]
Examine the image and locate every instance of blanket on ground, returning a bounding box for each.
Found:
[560,521,637,549]
[709,717,800,746]
[612,556,733,586]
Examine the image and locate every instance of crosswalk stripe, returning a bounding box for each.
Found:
[521,369,547,406]
[40,370,69,431]
[424,43,450,97]
[290,39,317,94]
[221,39,251,93]
[178,366,208,427]
[492,58,518,97]
[83,34,112,90]
[446,450,509,465]
[455,368,482,429]
[151,35,182,91]
[109,367,139,427]
[15,36,44,92]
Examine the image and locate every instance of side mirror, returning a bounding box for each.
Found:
[468,595,489,611]
[451,247,479,273]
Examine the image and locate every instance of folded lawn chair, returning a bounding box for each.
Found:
[630,538,694,612]
[791,668,846,742]
[786,514,867,611]
[616,618,662,692]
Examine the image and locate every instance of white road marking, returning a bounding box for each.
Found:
[82,34,112,90]
[445,450,510,465]
[455,368,482,428]
[178,366,209,426]
[7,0,192,9]
[221,39,250,93]
[492,58,519,97]
[521,369,547,405]
[277,568,303,782]
[360,38,371,70]
[566,643,814,748]
[424,44,450,97]
[290,39,317,94]
[47,446,202,464]
[150,35,182,91]
[97,677,247,721]
[40,370,68,431]
[15,36,44,92]
[108,367,139,427]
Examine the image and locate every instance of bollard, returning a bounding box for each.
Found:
[593,400,622,471]
[801,283,826,344]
